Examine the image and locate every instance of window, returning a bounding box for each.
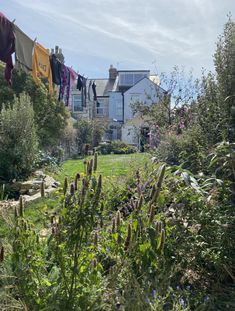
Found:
[72,95,82,112]
[119,72,148,86]
[96,99,105,116]
[116,100,123,120]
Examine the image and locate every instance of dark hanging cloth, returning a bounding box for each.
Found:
[0,12,15,83]
[50,54,62,85]
[77,74,83,91]
[14,24,34,73]
[59,64,70,106]
[83,77,87,107]
[92,81,97,100]
[88,80,92,101]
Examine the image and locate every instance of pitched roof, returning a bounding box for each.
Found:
[88,79,115,97]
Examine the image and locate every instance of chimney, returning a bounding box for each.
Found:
[109,64,117,80]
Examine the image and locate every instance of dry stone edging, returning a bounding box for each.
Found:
[0,171,60,210]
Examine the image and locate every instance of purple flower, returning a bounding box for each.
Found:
[152,289,157,299]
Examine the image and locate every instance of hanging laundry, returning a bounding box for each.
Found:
[50,54,62,85]
[88,80,92,101]
[0,12,15,83]
[68,67,77,107]
[69,67,77,89]
[59,64,70,106]
[32,43,53,94]
[77,74,83,91]
[92,81,97,101]
[14,24,34,73]
[82,77,87,107]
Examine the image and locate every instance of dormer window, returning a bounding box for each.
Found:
[119,71,149,87]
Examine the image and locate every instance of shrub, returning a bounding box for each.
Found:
[0,93,38,181]
[97,140,137,155]
[155,127,207,173]
[154,133,182,165]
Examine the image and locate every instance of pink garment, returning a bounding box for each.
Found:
[68,67,78,108]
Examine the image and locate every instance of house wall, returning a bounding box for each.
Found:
[108,92,123,122]
[121,124,139,145]
[123,77,163,122]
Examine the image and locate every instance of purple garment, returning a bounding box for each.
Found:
[59,64,70,106]
[0,12,15,83]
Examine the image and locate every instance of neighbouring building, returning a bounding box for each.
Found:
[71,65,166,147]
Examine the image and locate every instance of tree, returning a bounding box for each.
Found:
[195,15,235,144]
[0,67,69,148]
[74,119,107,154]
[131,66,197,134]
[0,93,38,181]
[214,14,235,141]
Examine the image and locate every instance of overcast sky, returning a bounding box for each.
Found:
[1,0,235,78]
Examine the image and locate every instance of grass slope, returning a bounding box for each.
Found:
[54,153,149,184]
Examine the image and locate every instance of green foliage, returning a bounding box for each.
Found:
[97,140,137,155]
[195,16,235,144]
[0,184,7,201]
[155,127,206,173]
[0,93,38,181]
[74,119,107,154]
[0,69,69,149]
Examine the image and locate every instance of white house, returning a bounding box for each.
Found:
[71,65,166,146]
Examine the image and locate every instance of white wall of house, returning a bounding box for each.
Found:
[121,124,139,145]
[108,92,123,122]
[123,77,163,122]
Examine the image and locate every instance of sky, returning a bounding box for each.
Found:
[1,0,235,79]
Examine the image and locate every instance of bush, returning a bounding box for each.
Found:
[97,140,137,155]
[155,127,207,173]
[0,93,38,181]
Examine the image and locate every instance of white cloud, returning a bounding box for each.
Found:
[5,0,235,77]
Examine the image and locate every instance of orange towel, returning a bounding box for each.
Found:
[32,43,53,94]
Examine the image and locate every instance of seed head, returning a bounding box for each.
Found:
[149,205,155,223]
[19,196,24,217]
[116,210,121,228]
[63,177,68,195]
[40,181,45,197]
[94,232,98,247]
[0,246,4,262]
[124,223,132,250]
[112,217,116,233]
[70,183,75,195]
[74,173,80,191]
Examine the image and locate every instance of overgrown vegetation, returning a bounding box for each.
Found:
[0,93,38,181]
[0,14,234,311]
[97,140,137,155]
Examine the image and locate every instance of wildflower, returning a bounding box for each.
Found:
[124,223,132,250]
[94,232,98,247]
[149,205,155,223]
[116,211,121,228]
[63,177,68,195]
[70,183,75,195]
[112,217,116,233]
[97,175,102,189]
[40,181,45,197]
[0,246,4,262]
[74,173,80,190]
[19,195,24,217]
[93,152,98,171]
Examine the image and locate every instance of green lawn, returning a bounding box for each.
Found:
[54,153,150,184]
[24,153,150,226]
